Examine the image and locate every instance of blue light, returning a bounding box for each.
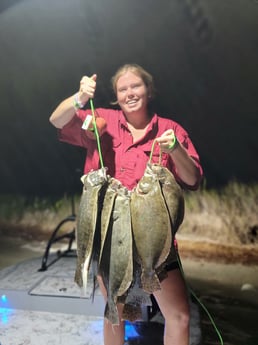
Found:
[1,295,7,302]
[0,295,14,324]
[0,308,14,325]
[125,321,139,340]
[1,294,10,309]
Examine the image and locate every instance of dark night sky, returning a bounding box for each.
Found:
[0,0,258,196]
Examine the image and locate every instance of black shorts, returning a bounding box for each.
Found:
[165,260,180,271]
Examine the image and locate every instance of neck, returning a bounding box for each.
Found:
[125,110,150,129]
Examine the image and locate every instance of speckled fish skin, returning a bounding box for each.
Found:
[74,168,108,295]
[147,163,185,233]
[99,183,133,325]
[122,258,152,322]
[131,170,172,294]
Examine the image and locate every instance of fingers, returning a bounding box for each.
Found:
[156,129,178,153]
[160,129,174,138]
[156,129,174,144]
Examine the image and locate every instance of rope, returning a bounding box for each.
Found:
[149,139,162,165]
[89,98,104,168]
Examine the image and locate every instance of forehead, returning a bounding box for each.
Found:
[116,70,143,86]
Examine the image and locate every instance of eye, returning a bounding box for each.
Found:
[132,83,141,89]
[118,87,127,93]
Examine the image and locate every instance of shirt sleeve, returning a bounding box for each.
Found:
[58,111,91,148]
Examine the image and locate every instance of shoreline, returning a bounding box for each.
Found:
[177,237,258,265]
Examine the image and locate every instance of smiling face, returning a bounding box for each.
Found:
[115,71,149,116]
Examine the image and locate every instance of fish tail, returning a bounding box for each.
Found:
[104,300,120,325]
[141,269,161,294]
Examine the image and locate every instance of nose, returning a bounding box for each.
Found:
[126,87,134,98]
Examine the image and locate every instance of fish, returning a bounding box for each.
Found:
[74,167,108,296]
[99,181,133,325]
[99,178,120,265]
[147,163,185,233]
[130,167,172,294]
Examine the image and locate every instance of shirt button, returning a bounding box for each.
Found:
[120,167,125,172]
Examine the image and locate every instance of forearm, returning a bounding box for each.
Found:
[49,94,88,129]
[170,143,201,187]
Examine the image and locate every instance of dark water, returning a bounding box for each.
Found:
[1,236,258,345]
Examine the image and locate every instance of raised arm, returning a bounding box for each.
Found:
[49,74,97,128]
[156,129,202,188]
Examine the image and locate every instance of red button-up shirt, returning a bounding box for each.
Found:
[58,108,203,190]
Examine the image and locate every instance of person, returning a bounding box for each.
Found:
[49,64,203,345]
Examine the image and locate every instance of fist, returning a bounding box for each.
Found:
[78,74,97,102]
[156,129,178,153]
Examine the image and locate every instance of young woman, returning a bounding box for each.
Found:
[50,64,203,345]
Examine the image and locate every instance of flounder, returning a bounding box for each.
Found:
[147,163,185,233]
[130,167,172,294]
[74,167,108,295]
[99,178,120,264]
[99,180,133,324]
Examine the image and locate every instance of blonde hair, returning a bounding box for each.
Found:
[111,64,155,104]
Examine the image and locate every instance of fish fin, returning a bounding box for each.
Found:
[141,270,161,294]
[104,301,120,325]
[82,256,90,297]
[80,174,87,184]
[91,274,98,303]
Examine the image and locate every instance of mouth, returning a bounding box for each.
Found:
[126,99,138,106]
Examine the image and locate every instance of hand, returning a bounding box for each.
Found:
[156,129,179,154]
[78,74,97,104]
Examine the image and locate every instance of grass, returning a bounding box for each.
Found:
[180,181,258,246]
[0,181,257,247]
[0,194,80,240]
